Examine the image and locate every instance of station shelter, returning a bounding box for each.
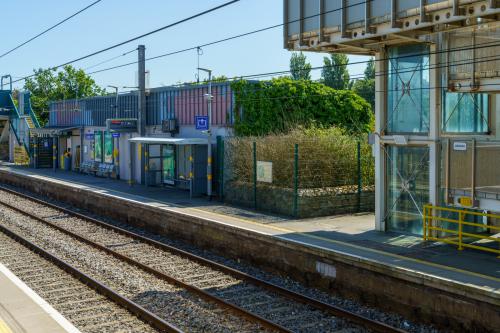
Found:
[128,137,208,197]
[284,0,500,252]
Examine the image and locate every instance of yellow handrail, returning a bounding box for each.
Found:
[423,204,500,257]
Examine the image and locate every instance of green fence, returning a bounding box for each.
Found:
[222,133,375,218]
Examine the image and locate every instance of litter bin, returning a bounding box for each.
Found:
[64,156,72,171]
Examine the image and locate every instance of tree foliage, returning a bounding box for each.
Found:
[231,77,373,136]
[289,52,312,81]
[322,54,351,90]
[24,65,105,124]
[364,58,375,79]
[352,57,375,112]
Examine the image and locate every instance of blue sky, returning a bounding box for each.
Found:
[1,0,368,92]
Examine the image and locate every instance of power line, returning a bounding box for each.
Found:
[87,0,373,76]
[84,49,137,71]
[11,0,241,84]
[13,0,371,80]
[112,41,500,98]
[51,51,498,108]
[0,0,103,60]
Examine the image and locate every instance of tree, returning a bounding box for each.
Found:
[322,54,350,90]
[289,52,312,81]
[352,57,375,112]
[24,65,105,124]
[364,58,375,80]
[352,78,375,112]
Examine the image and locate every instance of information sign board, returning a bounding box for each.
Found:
[257,161,273,183]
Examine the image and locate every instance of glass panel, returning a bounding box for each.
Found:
[386,146,429,235]
[442,92,489,133]
[162,145,176,185]
[387,45,430,134]
[94,131,102,162]
[104,131,113,164]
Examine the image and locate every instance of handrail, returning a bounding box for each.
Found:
[24,92,41,128]
[423,204,500,257]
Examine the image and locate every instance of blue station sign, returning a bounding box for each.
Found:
[195,116,209,131]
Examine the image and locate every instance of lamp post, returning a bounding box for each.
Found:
[197,67,213,199]
[108,85,119,118]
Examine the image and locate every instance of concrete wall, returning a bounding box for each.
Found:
[0,170,497,332]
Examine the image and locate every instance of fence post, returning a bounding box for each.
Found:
[357,141,362,212]
[253,141,257,210]
[294,144,299,218]
[217,136,224,200]
[220,138,225,200]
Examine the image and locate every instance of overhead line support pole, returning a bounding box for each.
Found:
[138,45,146,185]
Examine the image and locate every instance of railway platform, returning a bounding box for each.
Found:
[0,163,498,331]
[0,263,79,333]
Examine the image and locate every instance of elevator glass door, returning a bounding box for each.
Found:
[386,146,429,235]
[162,145,175,185]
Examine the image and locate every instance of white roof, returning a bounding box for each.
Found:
[128,137,207,145]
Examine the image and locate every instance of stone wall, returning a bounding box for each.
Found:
[224,180,374,218]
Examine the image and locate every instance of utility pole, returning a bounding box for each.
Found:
[198,67,213,199]
[138,45,146,185]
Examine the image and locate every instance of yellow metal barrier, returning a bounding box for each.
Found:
[423,204,500,257]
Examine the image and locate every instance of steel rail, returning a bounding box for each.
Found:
[0,190,290,333]
[0,222,182,333]
[0,185,407,333]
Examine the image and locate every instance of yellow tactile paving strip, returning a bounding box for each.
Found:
[0,321,12,333]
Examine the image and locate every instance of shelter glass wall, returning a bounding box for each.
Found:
[442,92,489,133]
[387,44,430,134]
[386,146,429,235]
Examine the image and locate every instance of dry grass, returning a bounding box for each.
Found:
[224,128,375,190]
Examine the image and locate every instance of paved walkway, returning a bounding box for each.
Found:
[0,264,79,333]
[1,164,499,296]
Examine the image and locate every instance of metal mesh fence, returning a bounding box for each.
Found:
[222,133,374,218]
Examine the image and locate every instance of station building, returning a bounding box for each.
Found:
[2,81,236,197]
[284,0,500,236]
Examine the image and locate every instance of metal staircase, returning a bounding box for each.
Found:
[0,89,41,164]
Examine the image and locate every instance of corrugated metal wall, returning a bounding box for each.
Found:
[49,82,234,128]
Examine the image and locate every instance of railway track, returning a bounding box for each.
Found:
[0,231,172,333]
[0,185,407,333]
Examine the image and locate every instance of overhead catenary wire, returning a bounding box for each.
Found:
[10,0,491,87]
[9,0,241,84]
[12,0,499,101]
[46,51,500,116]
[0,0,104,60]
[84,49,137,71]
[84,45,500,101]
[13,0,372,81]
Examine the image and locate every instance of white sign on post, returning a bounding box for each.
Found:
[257,161,273,183]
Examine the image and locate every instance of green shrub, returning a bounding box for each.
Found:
[231,78,373,136]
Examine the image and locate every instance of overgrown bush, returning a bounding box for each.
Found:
[224,127,374,190]
[231,78,373,136]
